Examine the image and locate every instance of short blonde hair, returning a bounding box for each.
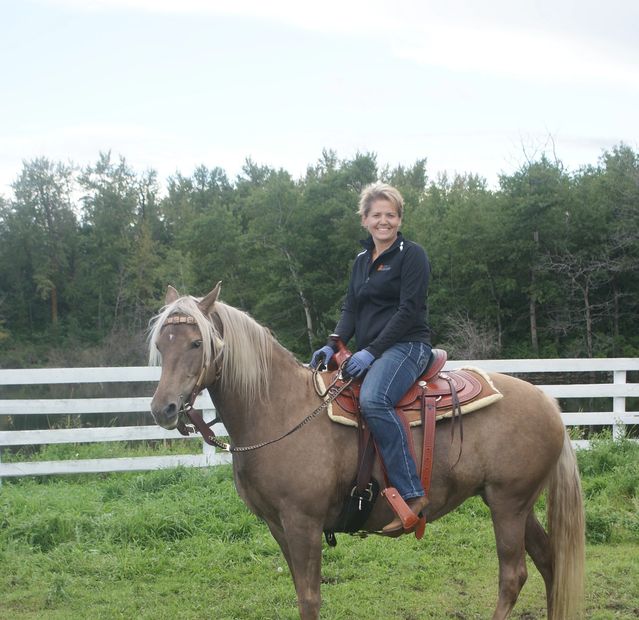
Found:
[357,183,404,218]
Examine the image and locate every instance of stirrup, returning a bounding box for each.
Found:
[380,488,427,540]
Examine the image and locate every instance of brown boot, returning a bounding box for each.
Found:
[382,495,429,535]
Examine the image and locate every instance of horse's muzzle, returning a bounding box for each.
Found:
[151,400,179,430]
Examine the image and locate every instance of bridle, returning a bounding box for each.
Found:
[158,314,222,444]
[161,314,353,453]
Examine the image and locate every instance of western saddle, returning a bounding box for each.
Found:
[323,345,482,543]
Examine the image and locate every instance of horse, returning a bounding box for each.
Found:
[148,283,585,620]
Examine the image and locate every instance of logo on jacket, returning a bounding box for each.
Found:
[377,264,391,271]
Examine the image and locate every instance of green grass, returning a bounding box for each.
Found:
[2,438,202,462]
[0,435,637,619]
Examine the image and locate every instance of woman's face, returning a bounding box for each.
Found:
[361,198,401,247]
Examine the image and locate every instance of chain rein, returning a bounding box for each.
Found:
[179,368,352,453]
[231,372,351,453]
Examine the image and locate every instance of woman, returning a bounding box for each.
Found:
[310,182,432,534]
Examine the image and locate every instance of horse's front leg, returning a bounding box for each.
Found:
[267,515,324,620]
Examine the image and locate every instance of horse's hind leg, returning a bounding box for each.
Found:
[524,510,553,615]
[487,500,529,619]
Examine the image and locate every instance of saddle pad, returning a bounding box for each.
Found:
[321,366,503,428]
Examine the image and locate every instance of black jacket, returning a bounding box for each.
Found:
[333,233,431,358]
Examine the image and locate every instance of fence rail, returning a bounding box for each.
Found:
[1,358,637,479]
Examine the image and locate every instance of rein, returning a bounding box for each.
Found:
[179,373,353,453]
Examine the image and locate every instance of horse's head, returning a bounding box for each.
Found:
[149,282,223,430]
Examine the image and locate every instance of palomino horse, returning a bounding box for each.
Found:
[149,283,585,620]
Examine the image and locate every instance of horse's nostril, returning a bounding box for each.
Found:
[151,401,180,429]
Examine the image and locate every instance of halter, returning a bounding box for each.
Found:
[161,313,353,453]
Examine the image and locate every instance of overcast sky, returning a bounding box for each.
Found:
[1,0,638,196]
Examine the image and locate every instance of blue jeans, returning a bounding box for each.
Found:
[359,342,432,500]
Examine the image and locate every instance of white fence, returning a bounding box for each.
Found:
[0,358,638,479]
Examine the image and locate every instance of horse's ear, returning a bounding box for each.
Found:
[165,285,180,305]
[198,281,222,314]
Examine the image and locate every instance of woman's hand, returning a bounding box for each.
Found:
[310,345,335,369]
[344,349,375,378]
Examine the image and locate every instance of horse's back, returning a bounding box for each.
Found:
[457,371,565,485]
[487,371,564,437]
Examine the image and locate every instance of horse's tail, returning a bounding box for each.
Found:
[547,431,585,620]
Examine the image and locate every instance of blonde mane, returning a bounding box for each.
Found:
[148,296,273,404]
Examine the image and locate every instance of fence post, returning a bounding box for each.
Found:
[613,369,626,440]
[201,407,217,466]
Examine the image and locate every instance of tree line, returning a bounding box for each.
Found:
[1,144,638,365]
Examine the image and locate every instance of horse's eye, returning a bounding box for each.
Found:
[192,340,202,349]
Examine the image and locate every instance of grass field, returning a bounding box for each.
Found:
[0,434,637,619]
